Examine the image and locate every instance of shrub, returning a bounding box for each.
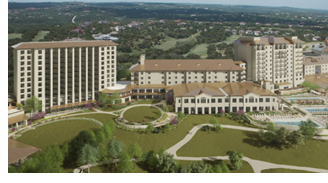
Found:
[214,113,219,117]
[142,119,146,122]
[85,102,92,109]
[203,125,210,131]
[152,127,161,133]
[220,110,225,114]
[170,118,178,125]
[130,119,134,122]
[236,110,245,116]
[28,121,32,125]
[127,102,131,106]
[17,103,23,110]
[163,106,169,112]
[11,127,16,132]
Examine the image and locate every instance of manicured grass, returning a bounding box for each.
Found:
[83,160,253,173]
[72,113,117,124]
[100,101,161,112]
[16,120,100,149]
[123,106,160,123]
[187,43,208,57]
[68,109,95,115]
[223,35,241,44]
[8,33,23,39]
[176,128,328,170]
[157,35,196,50]
[32,31,50,42]
[261,168,315,173]
[113,115,247,153]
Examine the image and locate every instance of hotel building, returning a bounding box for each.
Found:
[12,41,118,112]
[234,36,304,90]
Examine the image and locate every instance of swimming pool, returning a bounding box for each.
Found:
[286,97,321,101]
[272,120,321,127]
[305,108,328,112]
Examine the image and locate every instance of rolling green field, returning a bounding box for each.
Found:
[261,168,315,173]
[16,120,100,149]
[113,115,248,153]
[157,35,196,50]
[123,106,160,123]
[186,43,208,57]
[8,33,23,39]
[32,31,50,42]
[72,113,117,124]
[223,35,240,44]
[176,128,328,170]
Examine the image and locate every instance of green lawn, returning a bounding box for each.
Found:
[8,33,23,39]
[222,35,241,44]
[32,31,50,42]
[186,43,208,57]
[16,120,100,149]
[261,168,315,173]
[176,128,328,170]
[157,35,196,50]
[123,106,160,123]
[113,115,247,153]
[72,113,117,124]
[100,100,161,112]
[83,160,253,173]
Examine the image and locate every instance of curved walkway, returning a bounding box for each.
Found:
[166,124,328,173]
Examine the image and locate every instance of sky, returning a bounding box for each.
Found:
[8,0,328,10]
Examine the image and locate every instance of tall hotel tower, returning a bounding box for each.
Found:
[12,41,118,112]
[234,36,304,90]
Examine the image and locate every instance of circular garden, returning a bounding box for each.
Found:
[122,106,162,123]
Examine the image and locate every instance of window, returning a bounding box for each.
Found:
[191,99,195,103]
[38,94,42,97]
[218,99,222,103]
[249,97,254,103]
[266,98,270,102]
[273,98,275,102]
[38,56,42,59]
[225,98,229,102]
[21,56,24,60]
[178,99,181,103]
[232,98,237,103]
[259,98,263,102]
[21,50,24,54]
[184,99,189,103]
[211,99,215,103]
[21,89,24,93]
[239,98,243,103]
[201,97,206,103]
[21,78,24,82]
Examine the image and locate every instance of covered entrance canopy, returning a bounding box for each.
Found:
[8,114,29,126]
[50,100,96,110]
[8,139,41,165]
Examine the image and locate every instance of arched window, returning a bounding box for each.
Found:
[201,97,206,103]
[249,97,254,103]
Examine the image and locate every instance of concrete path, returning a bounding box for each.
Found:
[166,124,328,173]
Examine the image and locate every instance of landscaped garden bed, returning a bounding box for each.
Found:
[122,106,162,123]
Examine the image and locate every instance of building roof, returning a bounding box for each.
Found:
[8,114,29,125]
[8,139,41,164]
[173,82,276,97]
[101,84,173,94]
[274,82,292,86]
[303,56,328,66]
[235,36,303,46]
[129,59,245,72]
[320,46,328,52]
[12,40,118,49]
[233,61,246,65]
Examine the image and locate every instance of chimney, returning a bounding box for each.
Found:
[140,54,145,65]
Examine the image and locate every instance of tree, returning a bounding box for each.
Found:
[163,123,172,133]
[25,95,42,118]
[17,103,23,110]
[157,151,178,172]
[209,116,222,131]
[111,91,121,105]
[102,123,113,139]
[95,129,106,144]
[289,130,305,149]
[145,150,159,170]
[299,120,318,143]
[106,120,117,133]
[77,144,99,173]
[177,111,184,118]
[226,150,244,170]
[89,130,96,142]
[107,139,125,166]
[156,110,162,117]
[163,106,169,112]
[127,143,143,168]
[117,152,134,173]
[274,127,291,146]
[98,92,109,105]
[267,123,276,133]
[145,123,154,133]
[68,131,98,161]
